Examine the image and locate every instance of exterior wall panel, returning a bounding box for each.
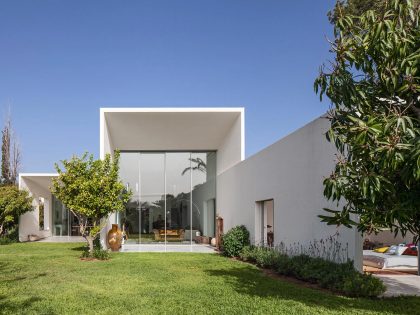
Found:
[216,117,362,270]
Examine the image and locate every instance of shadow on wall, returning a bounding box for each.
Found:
[204,265,418,314]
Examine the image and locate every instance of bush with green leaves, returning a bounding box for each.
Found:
[0,227,18,245]
[342,272,386,297]
[239,246,386,297]
[0,185,33,238]
[81,247,110,260]
[221,225,250,257]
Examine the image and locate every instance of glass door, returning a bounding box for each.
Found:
[119,153,140,244]
[165,153,191,245]
[139,153,165,243]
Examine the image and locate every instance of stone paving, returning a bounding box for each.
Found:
[375,274,420,297]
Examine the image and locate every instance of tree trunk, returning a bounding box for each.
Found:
[85,235,94,254]
[0,224,3,236]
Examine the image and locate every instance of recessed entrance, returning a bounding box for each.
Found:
[255,199,274,246]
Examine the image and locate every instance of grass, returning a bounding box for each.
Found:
[0,243,420,315]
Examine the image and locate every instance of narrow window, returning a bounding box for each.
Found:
[39,197,45,230]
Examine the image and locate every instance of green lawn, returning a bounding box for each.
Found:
[0,243,419,315]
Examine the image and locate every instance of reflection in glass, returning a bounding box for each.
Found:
[118,151,216,246]
[165,153,191,243]
[140,153,164,243]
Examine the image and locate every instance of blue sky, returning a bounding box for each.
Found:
[0,0,335,172]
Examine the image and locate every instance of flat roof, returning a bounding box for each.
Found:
[101,107,244,153]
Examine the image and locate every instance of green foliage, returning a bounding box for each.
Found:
[342,272,387,297]
[51,151,131,251]
[315,0,420,240]
[328,0,388,24]
[239,246,386,297]
[81,247,110,260]
[221,225,250,257]
[0,226,19,245]
[240,245,286,269]
[0,185,33,236]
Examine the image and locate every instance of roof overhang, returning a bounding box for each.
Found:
[100,108,244,166]
[19,173,58,194]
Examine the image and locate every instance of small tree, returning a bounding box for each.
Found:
[0,185,33,237]
[51,151,131,253]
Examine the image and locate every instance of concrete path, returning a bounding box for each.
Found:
[121,243,216,253]
[375,274,420,297]
[36,236,85,242]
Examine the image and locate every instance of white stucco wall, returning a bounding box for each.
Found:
[216,116,362,270]
[217,114,244,174]
[18,176,53,241]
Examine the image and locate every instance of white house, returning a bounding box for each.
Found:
[18,108,362,269]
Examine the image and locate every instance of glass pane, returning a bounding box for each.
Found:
[191,152,217,245]
[165,153,191,244]
[140,153,165,243]
[119,152,140,244]
[52,196,69,236]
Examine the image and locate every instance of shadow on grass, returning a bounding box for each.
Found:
[1,271,47,284]
[205,265,420,315]
[0,295,47,314]
[71,246,87,252]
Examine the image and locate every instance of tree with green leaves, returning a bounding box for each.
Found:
[51,152,131,254]
[328,0,419,24]
[314,0,420,270]
[0,185,33,237]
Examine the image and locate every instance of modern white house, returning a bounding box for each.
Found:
[18,108,362,269]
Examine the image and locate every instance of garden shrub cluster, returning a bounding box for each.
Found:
[0,227,18,245]
[221,225,250,257]
[81,247,110,260]
[239,245,386,297]
[81,236,110,260]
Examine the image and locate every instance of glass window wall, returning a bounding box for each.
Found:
[118,152,216,246]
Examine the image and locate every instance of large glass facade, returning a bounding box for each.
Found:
[118,152,216,246]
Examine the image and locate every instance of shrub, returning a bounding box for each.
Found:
[81,238,110,260]
[92,248,110,260]
[239,245,256,262]
[222,225,250,257]
[0,227,19,245]
[254,247,285,269]
[238,246,386,297]
[342,273,386,297]
[81,247,110,260]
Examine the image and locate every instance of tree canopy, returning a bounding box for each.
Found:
[51,151,131,252]
[315,0,420,241]
[0,185,33,236]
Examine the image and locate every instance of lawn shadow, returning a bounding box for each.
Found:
[71,246,87,252]
[0,295,48,314]
[204,265,420,315]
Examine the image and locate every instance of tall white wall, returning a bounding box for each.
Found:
[216,117,362,270]
[217,115,243,175]
[19,178,53,241]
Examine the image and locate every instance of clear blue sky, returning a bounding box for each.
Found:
[0,0,335,173]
